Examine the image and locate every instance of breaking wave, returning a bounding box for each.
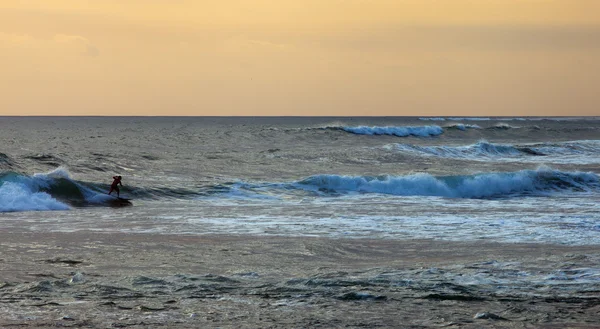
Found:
[0,167,240,212]
[1,168,73,212]
[444,124,481,131]
[0,168,134,212]
[488,123,521,130]
[291,168,599,199]
[337,125,444,137]
[213,167,599,200]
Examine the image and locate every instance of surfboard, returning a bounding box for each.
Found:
[108,195,132,206]
[107,194,131,200]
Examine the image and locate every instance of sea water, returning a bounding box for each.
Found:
[1,116,599,245]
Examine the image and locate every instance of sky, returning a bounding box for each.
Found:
[1,0,599,116]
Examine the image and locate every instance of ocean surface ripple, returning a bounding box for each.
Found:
[1,116,599,246]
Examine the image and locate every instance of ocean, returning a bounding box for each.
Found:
[2,116,599,244]
[2,116,600,327]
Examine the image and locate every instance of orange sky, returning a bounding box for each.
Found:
[1,0,599,116]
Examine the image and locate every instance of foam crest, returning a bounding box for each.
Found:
[341,125,443,137]
[0,181,70,212]
[488,123,520,130]
[444,124,481,131]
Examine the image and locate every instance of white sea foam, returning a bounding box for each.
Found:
[444,123,481,131]
[0,181,70,212]
[6,190,599,246]
[490,123,521,129]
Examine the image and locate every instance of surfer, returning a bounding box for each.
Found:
[108,175,122,197]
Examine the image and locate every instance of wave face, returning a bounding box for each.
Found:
[290,168,599,199]
[0,168,133,212]
[393,140,600,164]
[340,125,444,137]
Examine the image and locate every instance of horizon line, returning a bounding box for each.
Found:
[2,115,599,118]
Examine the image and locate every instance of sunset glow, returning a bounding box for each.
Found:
[1,0,599,116]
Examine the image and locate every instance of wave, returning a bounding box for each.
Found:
[487,123,521,130]
[444,124,481,131]
[0,168,139,212]
[0,180,70,212]
[394,140,541,158]
[212,167,599,200]
[1,168,73,212]
[337,125,444,137]
[0,167,239,212]
[267,124,445,138]
[289,168,599,199]
[392,140,600,164]
[418,117,446,121]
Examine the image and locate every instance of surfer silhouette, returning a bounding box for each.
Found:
[108,176,122,197]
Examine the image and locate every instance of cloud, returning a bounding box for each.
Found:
[53,34,100,56]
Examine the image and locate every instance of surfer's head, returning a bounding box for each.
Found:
[118,176,122,179]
